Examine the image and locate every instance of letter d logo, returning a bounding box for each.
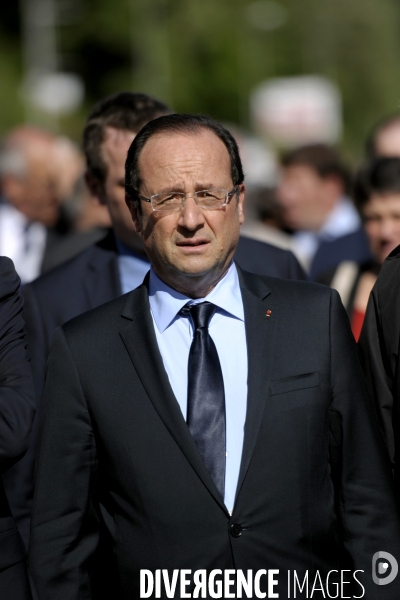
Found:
[372,552,398,585]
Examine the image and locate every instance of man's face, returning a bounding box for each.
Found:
[97,127,139,248]
[131,129,245,296]
[3,140,59,227]
[276,164,339,232]
[363,193,400,264]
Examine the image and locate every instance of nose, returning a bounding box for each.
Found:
[178,195,206,230]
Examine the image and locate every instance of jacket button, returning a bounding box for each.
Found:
[230,524,242,538]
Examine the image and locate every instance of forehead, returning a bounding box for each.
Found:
[138,129,232,188]
[376,123,400,156]
[283,163,320,180]
[365,192,400,210]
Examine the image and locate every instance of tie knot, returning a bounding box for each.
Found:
[188,301,217,331]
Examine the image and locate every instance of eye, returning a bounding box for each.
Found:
[197,189,222,200]
[155,192,184,205]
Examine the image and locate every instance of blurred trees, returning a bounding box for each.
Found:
[1,0,400,159]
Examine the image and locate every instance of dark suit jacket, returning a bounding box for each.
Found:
[42,225,107,274]
[359,245,400,498]
[4,232,305,546]
[25,232,304,401]
[29,269,400,599]
[310,227,372,281]
[0,257,34,599]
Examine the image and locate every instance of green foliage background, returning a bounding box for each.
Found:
[1,0,400,160]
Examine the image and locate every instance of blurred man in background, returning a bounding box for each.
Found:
[276,143,372,279]
[0,127,104,283]
[0,127,59,283]
[0,257,35,599]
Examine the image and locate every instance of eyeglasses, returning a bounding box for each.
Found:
[137,186,239,213]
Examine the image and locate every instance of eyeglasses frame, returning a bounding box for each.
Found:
[136,185,240,212]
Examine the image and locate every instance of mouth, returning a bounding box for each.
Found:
[175,239,210,252]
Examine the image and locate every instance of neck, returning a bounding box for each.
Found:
[153,263,232,299]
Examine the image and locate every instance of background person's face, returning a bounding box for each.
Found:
[362,192,400,264]
[98,127,139,247]
[276,164,339,232]
[131,129,245,296]
[2,139,60,227]
[374,123,400,157]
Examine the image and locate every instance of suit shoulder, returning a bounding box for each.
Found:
[25,242,116,298]
[241,269,332,304]
[61,289,134,339]
[0,256,20,295]
[376,245,400,285]
[238,235,293,259]
[371,245,400,308]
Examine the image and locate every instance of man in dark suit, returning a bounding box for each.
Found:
[5,93,304,548]
[30,114,400,599]
[359,244,400,500]
[0,257,35,599]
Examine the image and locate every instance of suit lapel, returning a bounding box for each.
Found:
[119,284,229,515]
[235,268,278,500]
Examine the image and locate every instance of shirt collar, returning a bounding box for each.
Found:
[149,262,244,333]
[318,196,361,240]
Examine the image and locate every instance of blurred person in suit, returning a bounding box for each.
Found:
[29,113,400,600]
[0,127,101,283]
[0,127,60,283]
[318,157,400,340]
[276,143,372,279]
[0,256,35,599]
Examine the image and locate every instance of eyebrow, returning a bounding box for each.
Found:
[154,183,218,194]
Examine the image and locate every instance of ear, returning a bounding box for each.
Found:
[237,184,245,225]
[126,195,142,233]
[85,171,105,205]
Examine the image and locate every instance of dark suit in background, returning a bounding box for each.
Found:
[29,269,400,599]
[3,230,305,546]
[359,244,400,499]
[309,227,372,281]
[0,257,35,600]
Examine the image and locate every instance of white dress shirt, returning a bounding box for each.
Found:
[0,202,46,284]
[148,263,248,513]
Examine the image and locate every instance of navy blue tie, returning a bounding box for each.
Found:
[185,302,226,499]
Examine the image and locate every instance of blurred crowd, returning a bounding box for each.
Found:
[238,112,400,341]
[2,104,400,343]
